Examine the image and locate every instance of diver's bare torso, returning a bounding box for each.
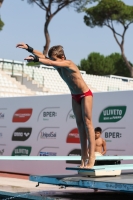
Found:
[95,138,104,154]
[54,61,89,94]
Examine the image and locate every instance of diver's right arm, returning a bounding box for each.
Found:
[16,43,45,59]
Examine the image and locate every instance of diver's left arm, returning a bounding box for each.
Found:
[24,55,72,68]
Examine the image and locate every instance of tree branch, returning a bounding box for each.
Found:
[110,19,122,37]
[40,0,45,7]
[121,26,127,46]
[127,20,133,27]
[48,0,54,16]
[105,23,121,47]
[112,30,121,47]
[33,0,46,10]
[53,0,75,16]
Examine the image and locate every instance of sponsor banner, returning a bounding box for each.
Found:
[0,126,7,141]
[0,91,133,175]
[12,109,32,123]
[0,113,4,119]
[0,108,7,127]
[0,148,4,155]
[0,144,6,146]
[66,128,80,143]
[102,127,126,153]
[105,131,122,139]
[66,109,75,121]
[66,149,81,164]
[99,106,127,123]
[12,146,32,156]
[37,127,59,141]
[37,107,59,122]
[40,152,57,156]
[106,149,126,153]
[12,127,32,141]
[37,147,59,156]
[0,108,6,120]
[0,132,3,138]
[102,127,125,141]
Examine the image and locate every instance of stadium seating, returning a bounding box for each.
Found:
[82,74,133,92]
[0,69,35,97]
[0,58,133,97]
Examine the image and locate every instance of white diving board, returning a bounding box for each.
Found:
[66,164,133,176]
[0,156,133,160]
[66,164,133,172]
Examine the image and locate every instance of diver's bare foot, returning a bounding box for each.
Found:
[84,156,95,169]
[79,156,89,168]
[79,159,85,168]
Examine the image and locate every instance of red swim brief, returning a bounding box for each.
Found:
[72,90,93,104]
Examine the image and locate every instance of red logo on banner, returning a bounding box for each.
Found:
[66,128,80,143]
[12,109,32,122]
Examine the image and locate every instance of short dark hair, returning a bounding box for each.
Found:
[48,45,66,59]
[94,127,102,133]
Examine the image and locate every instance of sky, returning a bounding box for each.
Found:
[0,0,133,65]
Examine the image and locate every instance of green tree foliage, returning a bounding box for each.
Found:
[0,0,4,31]
[79,52,116,75]
[0,18,4,31]
[108,53,130,77]
[83,0,133,77]
[79,52,131,77]
[26,61,40,66]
